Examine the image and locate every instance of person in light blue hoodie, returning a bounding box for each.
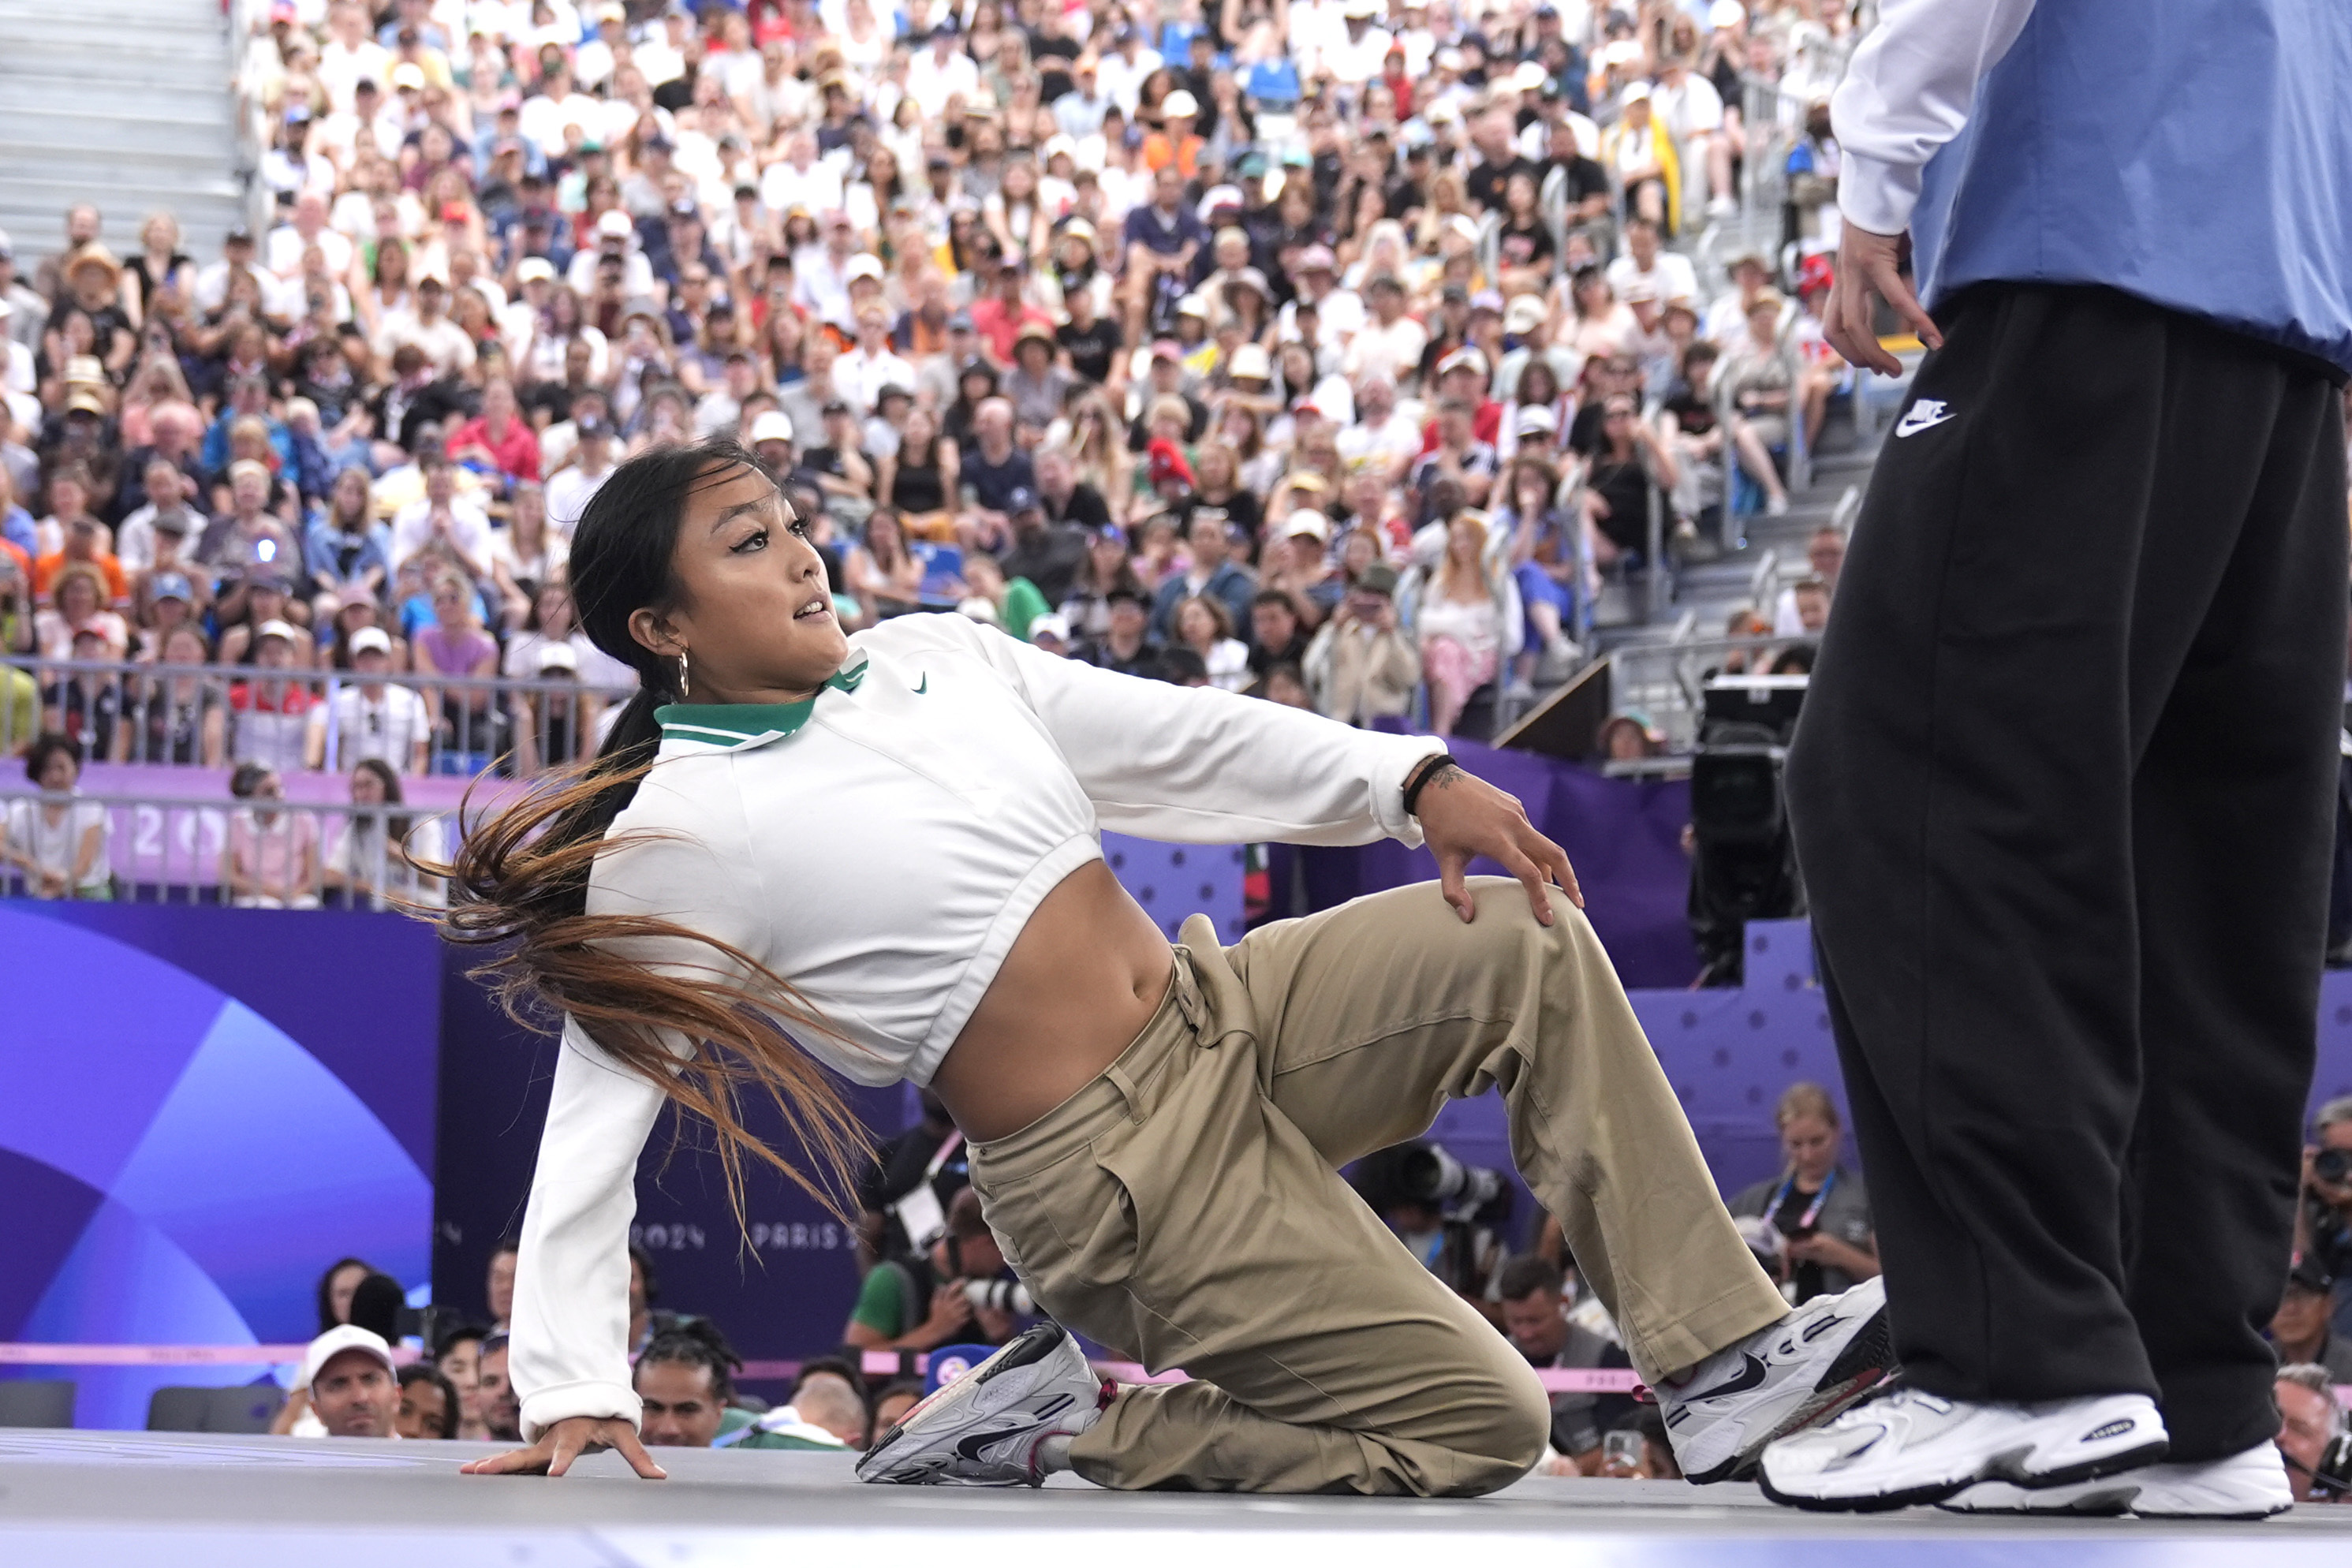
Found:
[1768,0,2352,1519]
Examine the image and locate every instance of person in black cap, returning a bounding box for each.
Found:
[800,398,875,508]
[2269,1260,2352,1383]
[1071,584,1163,679]
[999,483,1089,606]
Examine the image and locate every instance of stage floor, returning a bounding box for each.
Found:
[2,1429,2347,1566]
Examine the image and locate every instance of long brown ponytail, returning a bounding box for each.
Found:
[435,442,870,1225]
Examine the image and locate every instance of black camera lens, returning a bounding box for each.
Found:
[2315,1148,2352,1185]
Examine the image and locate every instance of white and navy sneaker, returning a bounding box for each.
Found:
[1758,1387,2169,1512]
[855,1323,1111,1487]
[1657,1277,1897,1484]
[1941,1440,2294,1520]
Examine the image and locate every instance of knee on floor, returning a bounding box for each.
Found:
[1450,1365,1554,1480]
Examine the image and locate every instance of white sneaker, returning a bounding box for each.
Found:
[1657,1277,1897,1484]
[1941,1441,2294,1520]
[855,1323,1110,1487]
[1758,1387,2169,1513]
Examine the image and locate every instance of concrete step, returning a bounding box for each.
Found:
[0,140,242,177]
[0,14,228,47]
[0,112,237,159]
[0,77,231,116]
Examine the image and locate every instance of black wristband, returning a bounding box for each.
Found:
[1402,752,1460,819]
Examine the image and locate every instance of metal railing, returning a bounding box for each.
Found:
[0,789,447,909]
[3,656,638,778]
[1609,633,1805,752]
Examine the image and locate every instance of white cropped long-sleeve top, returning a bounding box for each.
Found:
[511,612,1444,1438]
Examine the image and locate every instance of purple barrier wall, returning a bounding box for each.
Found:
[0,903,441,1428]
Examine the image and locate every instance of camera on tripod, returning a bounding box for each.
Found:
[1688,674,1809,987]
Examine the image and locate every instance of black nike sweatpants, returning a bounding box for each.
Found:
[1785,283,2349,1462]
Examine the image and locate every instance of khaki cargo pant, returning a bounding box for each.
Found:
[967,878,1789,1495]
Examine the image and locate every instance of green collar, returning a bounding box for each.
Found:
[655,658,868,751]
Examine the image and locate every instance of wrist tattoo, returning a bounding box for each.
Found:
[1402,753,1462,818]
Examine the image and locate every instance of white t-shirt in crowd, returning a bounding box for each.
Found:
[323,681,431,772]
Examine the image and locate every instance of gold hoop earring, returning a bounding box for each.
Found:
[677,648,691,698]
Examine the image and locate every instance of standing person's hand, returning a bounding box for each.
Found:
[1409,759,1584,925]
[460,1415,667,1478]
[1824,224,1943,376]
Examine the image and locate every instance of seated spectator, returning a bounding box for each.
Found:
[958,397,1034,547]
[2275,1363,2346,1504]
[1303,564,1421,724]
[999,484,1089,607]
[1402,510,1522,738]
[871,1379,925,1439]
[843,507,926,623]
[1247,589,1314,681]
[226,621,316,771]
[387,454,493,584]
[510,642,592,775]
[128,625,226,764]
[1169,593,1250,693]
[313,1256,375,1334]
[445,376,540,486]
[221,760,320,909]
[843,1188,1022,1352]
[412,571,501,768]
[34,510,129,612]
[2272,1260,2352,1381]
[290,1325,401,1439]
[1495,1253,1635,1474]
[396,1364,460,1440]
[193,459,302,581]
[218,570,316,669]
[786,1358,873,1450]
[1772,525,1846,636]
[1072,584,1163,678]
[955,551,1049,640]
[476,1331,520,1442]
[323,757,445,910]
[304,469,391,622]
[489,483,566,633]
[484,1239,517,1333]
[1714,291,1800,512]
[1728,1083,1878,1305]
[113,458,207,577]
[4,732,110,900]
[1148,512,1256,645]
[435,1324,489,1441]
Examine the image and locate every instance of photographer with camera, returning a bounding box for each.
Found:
[2300,1097,2352,1328]
[842,1187,1029,1353]
[1351,1139,1514,1324]
[853,1088,969,1276]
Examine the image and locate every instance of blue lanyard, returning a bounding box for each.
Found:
[1771,1167,1837,1233]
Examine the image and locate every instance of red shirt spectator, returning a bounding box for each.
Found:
[446,380,543,484]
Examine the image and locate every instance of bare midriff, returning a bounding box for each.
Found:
[928,859,1176,1143]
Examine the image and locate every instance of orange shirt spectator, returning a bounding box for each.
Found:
[1141,131,1204,181]
[35,542,131,605]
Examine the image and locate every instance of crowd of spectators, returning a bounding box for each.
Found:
[2,0,1868,848]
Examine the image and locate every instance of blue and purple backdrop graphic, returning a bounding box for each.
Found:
[0,903,440,1429]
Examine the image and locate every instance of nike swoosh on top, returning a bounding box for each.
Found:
[913,673,928,694]
[1686,1351,1770,1402]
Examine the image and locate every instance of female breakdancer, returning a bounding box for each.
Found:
[451,441,1891,1493]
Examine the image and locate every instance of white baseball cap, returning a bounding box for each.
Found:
[846,252,886,282]
[349,626,392,656]
[596,208,635,238]
[517,257,556,284]
[1286,509,1331,542]
[255,619,300,644]
[298,1324,397,1391]
[749,409,794,444]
